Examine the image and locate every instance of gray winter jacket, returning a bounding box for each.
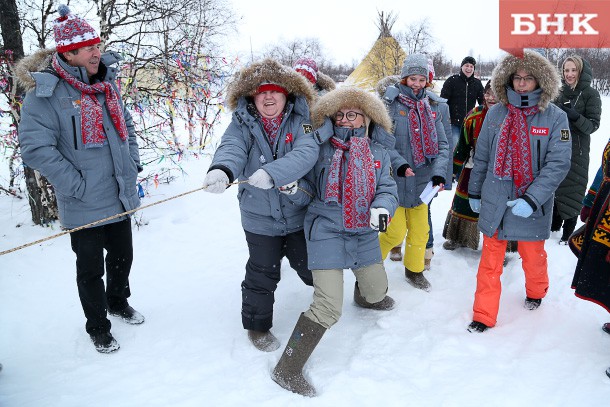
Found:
[383,84,450,208]
[428,91,453,191]
[209,59,318,236]
[17,49,141,229]
[305,87,398,270]
[468,51,572,241]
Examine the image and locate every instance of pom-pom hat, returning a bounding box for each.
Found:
[293,58,318,84]
[53,5,100,53]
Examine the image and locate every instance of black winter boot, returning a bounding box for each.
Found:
[248,330,280,352]
[405,268,430,292]
[602,322,610,335]
[524,297,542,310]
[109,305,145,325]
[353,282,395,310]
[90,332,120,353]
[467,321,489,333]
[271,314,326,397]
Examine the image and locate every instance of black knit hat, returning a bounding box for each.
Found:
[461,56,476,67]
[484,80,492,92]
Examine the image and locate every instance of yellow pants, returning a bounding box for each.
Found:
[379,204,429,273]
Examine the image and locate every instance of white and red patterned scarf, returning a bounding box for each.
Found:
[52,54,127,148]
[398,93,439,168]
[260,114,284,146]
[325,135,376,230]
[493,104,539,197]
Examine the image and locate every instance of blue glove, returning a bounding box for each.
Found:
[469,198,481,213]
[506,198,534,218]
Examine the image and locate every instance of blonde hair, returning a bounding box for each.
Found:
[562,55,583,88]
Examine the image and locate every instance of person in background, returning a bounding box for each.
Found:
[466,51,571,333]
[293,57,336,97]
[552,55,602,243]
[17,5,144,354]
[378,53,449,292]
[202,58,318,352]
[271,86,398,397]
[441,56,485,148]
[569,137,610,380]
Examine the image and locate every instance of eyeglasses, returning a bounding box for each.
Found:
[334,111,364,122]
[512,75,536,83]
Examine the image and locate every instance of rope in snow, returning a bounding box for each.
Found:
[0,180,243,257]
[1,179,313,257]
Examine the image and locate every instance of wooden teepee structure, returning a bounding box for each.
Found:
[345,11,406,91]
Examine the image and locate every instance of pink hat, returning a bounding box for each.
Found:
[53,5,100,53]
[293,58,318,84]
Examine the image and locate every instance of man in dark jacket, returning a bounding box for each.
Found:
[17,6,144,354]
[441,56,485,148]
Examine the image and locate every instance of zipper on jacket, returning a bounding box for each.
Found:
[537,140,541,171]
[72,116,78,150]
[318,168,325,200]
[308,215,319,239]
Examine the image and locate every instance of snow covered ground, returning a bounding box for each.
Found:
[1,96,609,406]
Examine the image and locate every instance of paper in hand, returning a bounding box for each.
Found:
[420,181,441,205]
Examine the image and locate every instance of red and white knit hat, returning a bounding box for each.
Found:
[427,58,435,83]
[293,58,318,84]
[53,5,100,53]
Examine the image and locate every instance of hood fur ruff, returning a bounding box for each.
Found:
[311,86,392,133]
[316,71,336,92]
[226,58,316,111]
[14,48,56,91]
[491,50,560,111]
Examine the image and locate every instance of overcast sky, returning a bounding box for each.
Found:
[228,0,504,66]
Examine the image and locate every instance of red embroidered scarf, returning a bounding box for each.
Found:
[398,93,439,168]
[325,135,376,230]
[52,54,128,148]
[493,104,539,197]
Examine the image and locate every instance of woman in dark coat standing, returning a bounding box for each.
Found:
[570,138,610,379]
[552,56,602,243]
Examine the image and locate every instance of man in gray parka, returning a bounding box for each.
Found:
[17,6,143,353]
[466,50,572,333]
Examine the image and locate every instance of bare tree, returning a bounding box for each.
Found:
[261,38,324,67]
[396,17,435,55]
[1,0,58,223]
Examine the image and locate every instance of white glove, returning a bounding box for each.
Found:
[248,169,274,189]
[370,208,390,230]
[203,169,229,194]
[279,180,298,195]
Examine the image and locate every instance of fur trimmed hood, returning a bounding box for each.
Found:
[311,86,392,133]
[315,71,336,93]
[376,75,400,98]
[226,58,316,111]
[491,50,560,111]
[14,48,56,91]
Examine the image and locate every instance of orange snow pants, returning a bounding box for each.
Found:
[472,233,548,327]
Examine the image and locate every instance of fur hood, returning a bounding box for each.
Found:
[491,50,560,111]
[311,86,392,133]
[14,48,56,91]
[226,58,316,111]
[315,71,336,93]
[376,75,400,98]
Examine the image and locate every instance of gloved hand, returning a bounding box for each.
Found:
[469,198,481,213]
[580,206,591,222]
[506,198,534,218]
[248,169,274,189]
[431,175,446,187]
[203,169,229,194]
[397,163,413,177]
[279,180,298,195]
[370,208,390,230]
[560,104,579,121]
